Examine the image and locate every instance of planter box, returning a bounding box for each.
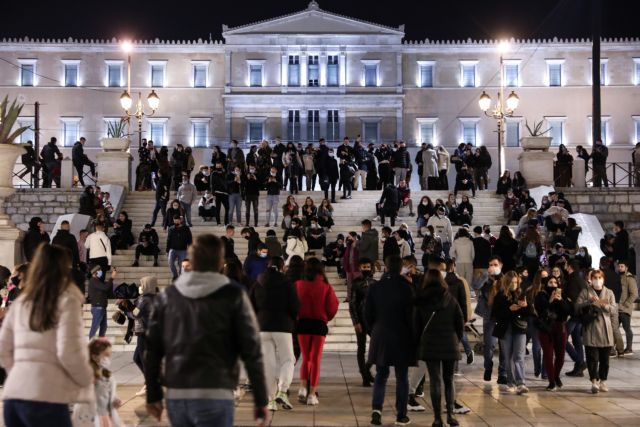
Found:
[520,136,552,151]
[100,138,130,152]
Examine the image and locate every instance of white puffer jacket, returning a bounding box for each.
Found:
[450,236,475,264]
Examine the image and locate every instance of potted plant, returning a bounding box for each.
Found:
[520,119,552,151]
[100,118,131,151]
[0,96,30,193]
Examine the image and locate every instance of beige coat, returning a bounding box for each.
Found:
[619,272,638,316]
[576,286,616,348]
[437,148,450,171]
[0,288,93,404]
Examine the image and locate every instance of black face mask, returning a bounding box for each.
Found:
[361,270,372,277]
[10,276,20,286]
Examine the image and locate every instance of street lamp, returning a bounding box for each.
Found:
[119,40,159,146]
[478,40,519,176]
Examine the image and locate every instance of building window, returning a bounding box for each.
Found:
[248,121,264,143]
[327,55,339,87]
[546,118,565,146]
[591,60,607,86]
[308,55,319,87]
[149,61,166,88]
[362,61,379,87]
[288,110,300,142]
[547,61,563,87]
[106,61,123,87]
[192,61,208,88]
[460,62,477,87]
[635,59,640,86]
[248,61,263,87]
[588,116,609,145]
[505,120,521,147]
[18,60,36,87]
[635,117,640,143]
[62,60,79,87]
[418,62,434,88]
[307,110,320,141]
[17,117,34,143]
[191,120,209,147]
[417,118,437,145]
[61,118,81,147]
[288,55,300,87]
[504,62,519,87]
[327,110,339,142]
[363,121,379,143]
[148,119,167,146]
[460,119,479,146]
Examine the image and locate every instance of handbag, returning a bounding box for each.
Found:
[450,155,462,163]
[112,310,126,325]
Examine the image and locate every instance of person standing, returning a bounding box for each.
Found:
[378,183,399,227]
[564,260,588,377]
[337,137,355,199]
[366,255,414,426]
[349,258,376,387]
[145,234,269,426]
[472,226,491,284]
[449,228,474,288]
[150,172,170,227]
[427,206,453,258]
[52,220,80,268]
[228,166,243,225]
[591,139,608,187]
[132,277,157,397]
[576,269,616,393]
[414,269,464,427]
[211,163,230,226]
[295,258,339,406]
[265,167,281,227]
[437,146,450,190]
[375,144,393,189]
[23,216,51,262]
[250,257,299,411]
[0,244,93,426]
[71,137,96,187]
[342,232,361,303]
[420,144,438,190]
[353,139,369,191]
[612,220,630,264]
[617,260,637,355]
[357,219,379,264]
[85,223,112,274]
[227,139,245,172]
[177,173,196,227]
[166,215,193,280]
[39,137,63,188]
[244,165,260,227]
[88,266,116,338]
[393,142,411,185]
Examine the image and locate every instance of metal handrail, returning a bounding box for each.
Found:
[585,162,635,188]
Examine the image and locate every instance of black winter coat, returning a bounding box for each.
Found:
[379,186,399,215]
[250,269,299,333]
[79,191,96,217]
[445,272,468,322]
[349,275,376,331]
[365,273,415,367]
[52,229,80,267]
[414,287,464,361]
[393,148,410,169]
[23,228,50,262]
[491,292,529,338]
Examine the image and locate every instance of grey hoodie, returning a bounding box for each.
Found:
[174,271,231,299]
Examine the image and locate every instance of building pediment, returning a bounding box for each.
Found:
[222,1,404,44]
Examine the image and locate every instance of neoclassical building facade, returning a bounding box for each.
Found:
[1,1,639,176]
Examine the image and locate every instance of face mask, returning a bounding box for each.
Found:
[490,267,501,276]
[234,171,239,175]
[203,171,210,176]
[329,153,335,157]
[362,270,372,277]
[425,232,431,236]
[99,356,111,369]
[440,270,447,279]
[249,169,256,174]
[592,279,604,290]
[138,286,144,295]
[509,283,518,292]
[401,266,411,276]
[578,251,585,257]
[259,252,268,258]
[270,172,277,176]
[422,201,428,206]
[311,223,318,228]
[10,276,20,286]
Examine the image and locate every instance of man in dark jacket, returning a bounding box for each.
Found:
[392,142,410,185]
[357,219,379,263]
[132,224,160,267]
[23,216,50,262]
[591,139,608,187]
[18,141,41,187]
[88,266,115,338]
[241,227,263,257]
[211,164,230,225]
[221,224,239,262]
[243,243,269,283]
[40,137,63,188]
[381,226,400,263]
[323,148,340,203]
[145,234,269,426]
[337,137,355,199]
[52,220,80,268]
[365,254,414,426]
[454,165,475,197]
[71,137,96,187]
[166,215,193,280]
[472,226,491,285]
[564,260,588,377]
[378,183,399,227]
[349,258,376,387]
[612,221,630,263]
[78,186,97,218]
[151,173,170,227]
[323,234,346,278]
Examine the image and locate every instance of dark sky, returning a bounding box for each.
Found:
[2,0,639,41]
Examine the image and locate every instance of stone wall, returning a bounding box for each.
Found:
[562,188,640,232]
[4,189,82,232]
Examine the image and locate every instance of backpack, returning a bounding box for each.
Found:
[524,241,538,259]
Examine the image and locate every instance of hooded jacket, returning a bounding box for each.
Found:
[414,286,464,361]
[357,228,379,262]
[23,218,50,262]
[145,271,267,407]
[52,229,80,267]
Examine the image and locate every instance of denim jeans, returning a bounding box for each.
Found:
[168,249,188,279]
[133,335,146,374]
[180,201,192,227]
[566,319,585,364]
[89,306,107,338]
[461,331,472,355]
[266,195,279,225]
[527,317,545,377]
[4,399,72,427]
[482,318,506,378]
[151,199,167,227]
[228,193,242,224]
[166,399,234,427]
[372,364,409,419]
[500,326,527,386]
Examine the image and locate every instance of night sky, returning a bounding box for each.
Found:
[2,0,639,41]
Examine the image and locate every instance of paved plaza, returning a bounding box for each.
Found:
[7,351,633,427]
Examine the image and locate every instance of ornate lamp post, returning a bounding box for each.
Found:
[119,41,159,146]
[478,41,520,176]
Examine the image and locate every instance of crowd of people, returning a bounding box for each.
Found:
[1,135,639,427]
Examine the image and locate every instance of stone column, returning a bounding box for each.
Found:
[97,151,132,190]
[572,157,586,188]
[61,158,74,189]
[518,151,556,187]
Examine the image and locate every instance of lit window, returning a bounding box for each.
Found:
[418,62,434,88]
[459,119,479,145]
[149,61,166,88]
[288,56,300,87]
[635,117,640,143]
[505,120,520,147]
[547,60,563,87]
[591,60,607,86]
[249,64,263,87]
[308,56,319,87]
[18,60,36,87]
[106,61,123,87]
[504,62,519,87]
[62,60,79,87]
[148,119,168,146]
[363,64,378,87]
[363,121,379,143]
[460,62,477,87]
[327,110,339,142]
[287,110,300,142]
[17,117,34,143]
[327,55,339,87]
[191,119,209,147]
[417,118,437,144]
[307,110,320,140]
[61,117,81,147]
[635,59,640,86]
[546,118,565,146]
[248,122,263,143]
[192,61,209,88]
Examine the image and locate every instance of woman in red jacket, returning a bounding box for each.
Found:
[295,258,339,406]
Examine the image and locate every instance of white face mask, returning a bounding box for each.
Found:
[100,356,112,369]
[490,267,502,276]
[401,266,411,276]
[329,153,335,157]
[592,279,604,290]
[440,270,447,279]
[422,201,428,206]
[578,251,585,256]
[249,169,256,174]
[270,172,277,176]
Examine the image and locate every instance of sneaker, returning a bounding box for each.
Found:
[483,370,491,382]
[371,410,382,426]
[134,385,146,396]
[599,381,609,392]
[407,395,425,412]
[624,349,634,356]
[267,400,278,411]
[497,376,508,385]
[373,216,380,222]
[264,223,270,227]
[298,387,307,403]
[395,415,411,426]
[466,350,475,365]
[591,380,600,394]
[276,391,293,410]
[609,350,618,358]
[453,402,470,415]
[306,393,319,406]
[516,385,529,395]
[545,383,557,391]
[505,384,516,393]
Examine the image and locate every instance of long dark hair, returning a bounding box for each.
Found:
[303,257,328,282]
[419,269,448,294]
[21,244,77,332]
[285,256,305,282]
